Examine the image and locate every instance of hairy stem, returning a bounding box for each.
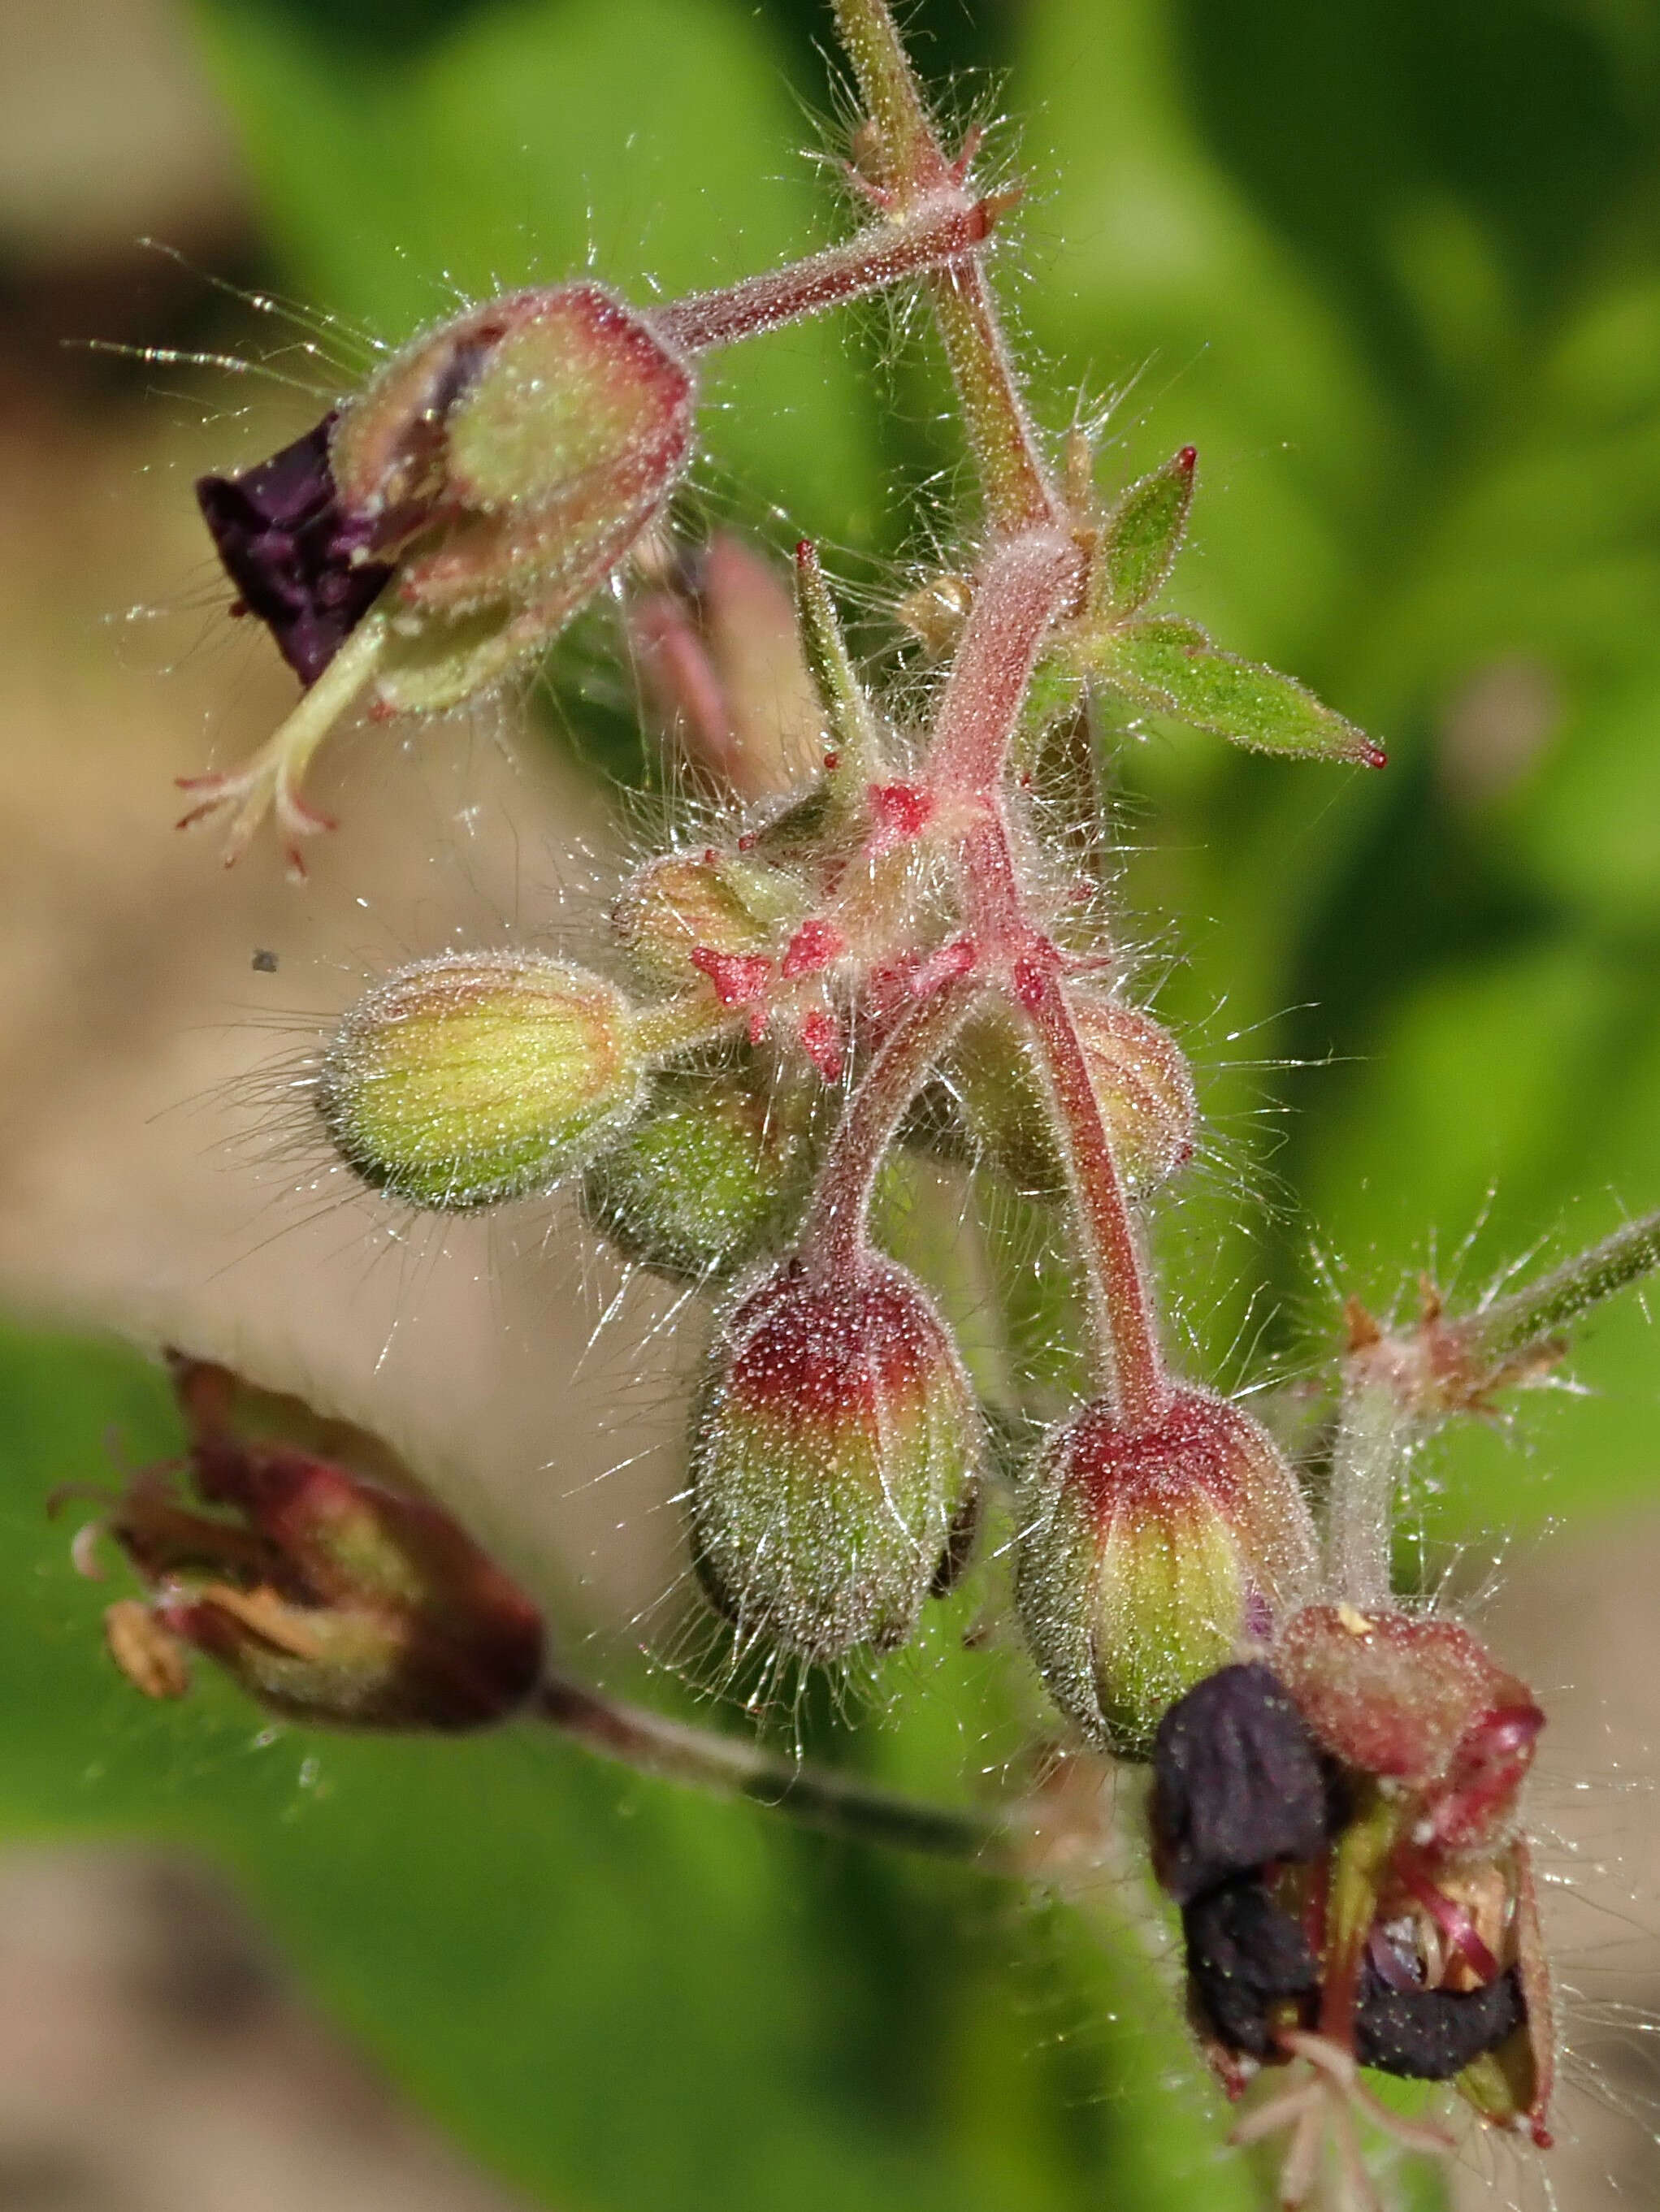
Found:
[628,994,743,1062]
[653,193,996,353]
[1020,972,1168,1430]
[536,1670,1006,1862]
[1448,1208,1660,1374]
[919,531,1164,1422]
[929,530,1079,802]
[1324,1374,1417,1607]
[802,972,983,1280]
[828,0,1061,533]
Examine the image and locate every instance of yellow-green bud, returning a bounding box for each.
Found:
[583,1070,817,1281]
[319,952,644,1210]
[690,1255,982,1665]
[612,843,810,993]
[1016,1387,1317,1759]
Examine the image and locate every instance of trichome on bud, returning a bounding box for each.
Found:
[1016,1387,1318,1759]
[690,1253,982,1667]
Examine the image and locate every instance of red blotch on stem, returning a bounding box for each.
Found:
[781,919,847,980]
[867,781,934,855]
[798,1009,846,1084]
[690,947,772,1006]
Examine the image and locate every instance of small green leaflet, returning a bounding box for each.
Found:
[1081,616,1385,767]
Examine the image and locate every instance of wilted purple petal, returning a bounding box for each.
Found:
[1151,1662,1333,1904]
[196,413,393,686]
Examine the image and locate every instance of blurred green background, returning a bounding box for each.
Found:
[7,0,1660,2206]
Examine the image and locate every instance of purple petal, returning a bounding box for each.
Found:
[197,413,393,686]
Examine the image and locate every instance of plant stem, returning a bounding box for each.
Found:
[920,531,1166,1426]
[1020,972,1168,1431]
[653,195,996,353]
[1324,1373,1417,1607]
[1447,1209,1660,1374]
[536,1669,1007,1863]
[827,0,1062,534]
[628,995,743,1063]
[929,530,1080,803]
[802,973,982,1280]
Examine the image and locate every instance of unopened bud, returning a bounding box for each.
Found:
[1016,1387,1317,1759]
[951,996,1196,1198]
[690,1255,982,1665]
[582,1069,817,1281]
[612,846,807,992]
[319,952,644,1210]
[78,1355,544,1730]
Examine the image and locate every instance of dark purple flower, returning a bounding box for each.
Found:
[196,413,393,686]
[1151,1662,1333,1905]
[1354,1960,1523,2081]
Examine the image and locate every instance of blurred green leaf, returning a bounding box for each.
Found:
[189,0,885,541]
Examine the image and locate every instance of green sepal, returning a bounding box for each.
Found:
[1093,447,1196,616]
[375,604,520,714]
[1081,617,1385,767]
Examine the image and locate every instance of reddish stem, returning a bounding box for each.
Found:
[654,194,997,354]
[801,973,982,1283]
[828,0,1062,535]
[1020,973,1168,1429]
[920,535,1167,1423]
[929,530,1080,802]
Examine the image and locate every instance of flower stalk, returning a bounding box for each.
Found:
[536,1670,1007,1863]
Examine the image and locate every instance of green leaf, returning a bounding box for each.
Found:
[1083,617,1385,766]
[1093,447,1196,614]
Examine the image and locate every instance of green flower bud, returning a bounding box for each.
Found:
[1016,1386,1317,1759]
[612,845,807,992]
[691,1255,982,1665]
[319,952,644,1210]
[583,1070,817,1281]
[950,994,1196,1198]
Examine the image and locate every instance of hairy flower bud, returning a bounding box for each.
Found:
[1016,1387,1317,1758]
[319,952,644,1210]
[76,1355,544,1730]
[690,1255,982,1665]
[612,845,805,992]
[582,1070,817,1281]
[948,997,1196,1199]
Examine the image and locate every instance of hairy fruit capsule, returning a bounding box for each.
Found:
[582,1070,817,1281]
[1016,1387,1317,1758]
[690,1254,981,1666]
[319,951,644,1210]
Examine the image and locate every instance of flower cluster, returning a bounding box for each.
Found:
[74,0,1660,2201]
